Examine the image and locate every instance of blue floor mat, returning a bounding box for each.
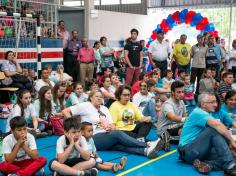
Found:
[121,151,223,176]
[1,128,222,176]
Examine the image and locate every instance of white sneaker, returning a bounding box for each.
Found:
[145,138,164,159]
[136,137,145,142]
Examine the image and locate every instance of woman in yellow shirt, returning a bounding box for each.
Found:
[109,85,152,141]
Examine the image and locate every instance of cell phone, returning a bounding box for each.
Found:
[231,128,236,135]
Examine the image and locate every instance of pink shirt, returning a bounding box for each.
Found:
[57,28,70,49]
[77,47,95,63]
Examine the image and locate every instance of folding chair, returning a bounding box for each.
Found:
[0,72,18,103]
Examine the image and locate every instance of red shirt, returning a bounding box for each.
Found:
[77,47,95,63]
[131,81,140,96]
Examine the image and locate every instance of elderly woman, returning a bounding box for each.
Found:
[109,85,153,141]
[1,50,32,90]
[62,89,163,159]
[53,64,72,84]
[221,91,236,118]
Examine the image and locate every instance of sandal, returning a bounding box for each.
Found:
[193,159,212,174]
[120,156,127,169]
[112,163,119,173]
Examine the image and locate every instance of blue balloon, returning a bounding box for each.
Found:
[179,9,188,23]
[154,24,162,33]
[148,38,154,45]
[166,14,177,29]
[190,13,203,27]
[203,23,215,32]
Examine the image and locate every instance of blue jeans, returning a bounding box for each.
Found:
[177,63,190,74]
[184,99,196,106]
[93,130,147,155]
[143,99,158,123]
[179,127,235,170]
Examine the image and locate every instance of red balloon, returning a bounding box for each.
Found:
[185,10,196,24]
[163,27,170,33]
[172,11,180,24]
[196,17,209,30]
[208,31,218,38]
[146,44,149,48]
[151,32,157,39]
[160,19,169,29]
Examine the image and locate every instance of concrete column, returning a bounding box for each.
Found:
[84,0,94,38]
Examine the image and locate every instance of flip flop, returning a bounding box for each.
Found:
[120,156,127,169]
[112,163,119,173]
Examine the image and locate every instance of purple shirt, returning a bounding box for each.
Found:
[77,47,95,63]
[67,38,82,56]
[1,60,17,72]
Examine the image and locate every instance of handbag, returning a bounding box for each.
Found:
[48,114,64,136]
[11,74,30,84]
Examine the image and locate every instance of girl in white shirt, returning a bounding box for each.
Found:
[52,81,67,115]
[66,82,88,107]
[100,76,116,107]
[9,90,46,137]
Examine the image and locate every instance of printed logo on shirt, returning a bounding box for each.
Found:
[181,47,188,57]
[122,109,134,125]
[132,46,139,51]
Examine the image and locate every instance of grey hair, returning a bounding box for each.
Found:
[198,92,214,107]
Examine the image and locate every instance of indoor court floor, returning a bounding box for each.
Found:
[34,129,223,176]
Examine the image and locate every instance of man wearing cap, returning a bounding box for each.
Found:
[148,31,171,78]
[173,34,192,74]
[190,34,208,94]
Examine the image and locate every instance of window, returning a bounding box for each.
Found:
[101,0,120,5]
[121,0,141,4]
[64,1,82,6]
[94,0,100,5]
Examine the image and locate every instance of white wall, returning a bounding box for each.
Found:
[89,10,154,42]
[88,9,201,47]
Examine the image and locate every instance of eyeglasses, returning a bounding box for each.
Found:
[121,93,130,97]
[205,100,217,104]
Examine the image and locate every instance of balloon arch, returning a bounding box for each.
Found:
[146,9,219,48]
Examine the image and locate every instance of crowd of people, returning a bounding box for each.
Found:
[0,3,56,38]
[0,23,236,176]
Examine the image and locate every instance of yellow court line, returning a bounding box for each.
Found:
[116,149,177,176]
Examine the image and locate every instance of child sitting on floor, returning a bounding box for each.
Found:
[49,117,98,176]
[81,122,127,173]
[0,116,47,176]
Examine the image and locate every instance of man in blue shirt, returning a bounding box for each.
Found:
[179,93,236,175]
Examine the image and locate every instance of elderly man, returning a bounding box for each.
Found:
[148,30,171,78]
[178,93,236,175]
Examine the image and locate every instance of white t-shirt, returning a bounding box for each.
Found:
[56,135,88,159]
[148,40,170,61]
[132,92,153,112]
[7,104,37,132]
[34,79,55,92]
[227,49,236,69]
[2,133,37,161]
[70,102,113,134]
